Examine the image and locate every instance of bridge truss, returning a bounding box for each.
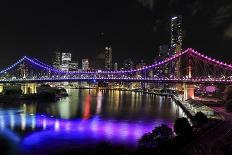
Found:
[0,48,231,84]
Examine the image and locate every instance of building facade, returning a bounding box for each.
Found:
[104,46,112,70]
[52,51,61,69]
[61,53,72,71]
[82,59,89,71]
[69,61,78,71]
[171,15,182,78]
[171,15,182,52]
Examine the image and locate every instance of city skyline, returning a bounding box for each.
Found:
[0,0,231,69]
[0,1,232,154]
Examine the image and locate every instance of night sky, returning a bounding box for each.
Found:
[0,0,232,69]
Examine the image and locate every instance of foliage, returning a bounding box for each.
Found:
[174,117,192,136]
[226,101,232,112]
[3,87,22,95]
[138,124,173,149]
[224,86,232,112]
[193,112,208,125]
[40,84,51,87]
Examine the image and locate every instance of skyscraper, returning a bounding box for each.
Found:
[114,62,118,71]
[104,46,112,70]
[123,58,134,70]
[171,16,182,78]
[53,51,61,69]
[157,45,171,76]
[171,15,182,53]
[61,53,72,71]
[69,61,78,71]
[82,59,89,71]
[158,45,169,59]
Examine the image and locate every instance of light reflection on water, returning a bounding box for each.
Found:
[0,89,185,150]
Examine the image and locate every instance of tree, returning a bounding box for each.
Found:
[224,86,232,112]
[138,124,173,149]
[174,117,192,136]
[193,112,208,126]
[3,87,22,95]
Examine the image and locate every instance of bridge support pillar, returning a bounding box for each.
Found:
[21,83,37,94]
[0,84,3,93]
[141,82,147,90]
[183,83,195,100]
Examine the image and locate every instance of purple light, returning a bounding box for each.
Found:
[0,113,172,149]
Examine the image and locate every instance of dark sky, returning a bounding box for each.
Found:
[0,0,232,69]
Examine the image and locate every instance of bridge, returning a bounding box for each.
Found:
[0,48,231,99]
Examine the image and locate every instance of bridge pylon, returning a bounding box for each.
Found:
[183,83,195,100]
[21,83,37,94]
[0,84,3,93]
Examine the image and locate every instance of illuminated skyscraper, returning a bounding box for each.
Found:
[69,61,78,71]
[171,15,182,53]
[52,51,61,69]
[61,53,72,71]
[104,46,112,70]
[114,62,118,71]
[171,15,182,78]
[82,59,89,71]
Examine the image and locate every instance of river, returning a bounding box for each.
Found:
[0,89,186,154]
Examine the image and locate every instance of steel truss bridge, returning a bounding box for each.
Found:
[0,48,232,84]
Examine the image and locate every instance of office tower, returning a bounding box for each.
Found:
[171,15,182,53]
[157,45,171,76]
[171,15,182,78]
[114,62,118,71]
[52,51,61,69]
[69,61,78,71]
[123,58,134,70]
[158,45,169,59]
[82,59,89,71]
[104,46,112,70]
[61,53,72,71]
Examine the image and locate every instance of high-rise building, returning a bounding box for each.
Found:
[114,62,118,71]
[136,60,146,69]
[61,53,72,71]
[158,45,169,59]
[171,16,182,78]
[171,15,182,53]
[53,51,61,69]
[82,59,89,71]
[104,46,112,70]
[157,45,171,77]
[69,61,78,71]
[123,58,134,70]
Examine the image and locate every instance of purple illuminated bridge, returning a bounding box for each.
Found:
[0,48,232,84]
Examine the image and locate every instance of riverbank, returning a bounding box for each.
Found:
[0,87,68,103]
[178,106,232,155]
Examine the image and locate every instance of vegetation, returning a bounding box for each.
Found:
[138,117,196,154]
[174,117,192,136]
[193,112,208,126]
[224,85,232,112]
[3,87,22,95]
[35,87,68,101]
[138,124,173,151]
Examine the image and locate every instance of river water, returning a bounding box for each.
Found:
[0,89,185,154]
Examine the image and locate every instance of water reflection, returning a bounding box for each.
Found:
[96,91,103,114]
[0,111,166,146]
[0,89,185,149]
